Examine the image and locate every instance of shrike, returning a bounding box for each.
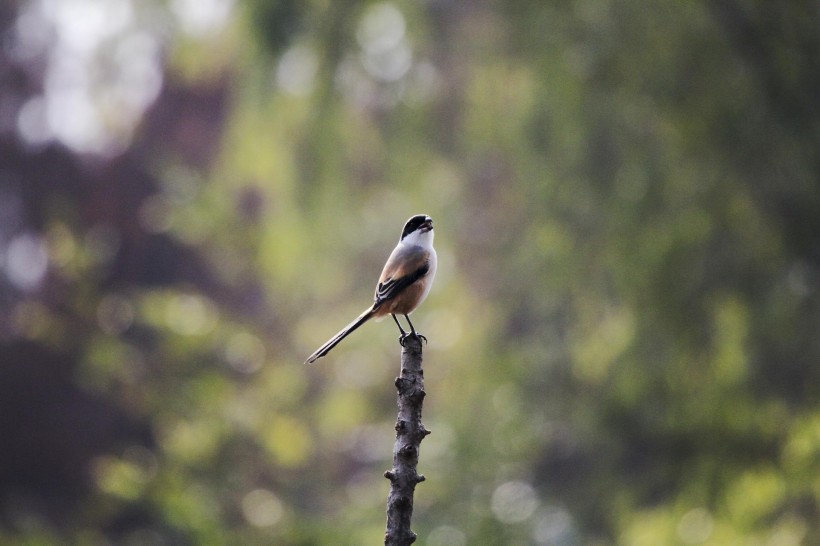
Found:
[305,214,437,364]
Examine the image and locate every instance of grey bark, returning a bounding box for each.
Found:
[383,334,430,546]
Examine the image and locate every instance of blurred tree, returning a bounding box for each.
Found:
[0,0,817,545]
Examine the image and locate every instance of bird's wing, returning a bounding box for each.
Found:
[374,245,430,307]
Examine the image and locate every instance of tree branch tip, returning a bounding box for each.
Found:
[384,470,396,481]
[417,474,426,483]
[422,428,431,436]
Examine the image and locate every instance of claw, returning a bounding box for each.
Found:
[398,332,426,346]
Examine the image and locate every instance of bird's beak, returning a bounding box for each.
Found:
[422,218,433,231]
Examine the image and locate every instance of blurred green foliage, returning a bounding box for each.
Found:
[0,0,818,545]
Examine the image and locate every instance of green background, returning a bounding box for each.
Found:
[0,1,818,544]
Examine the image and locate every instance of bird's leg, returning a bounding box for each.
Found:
[391,314,409,345]
[404,314,427,344]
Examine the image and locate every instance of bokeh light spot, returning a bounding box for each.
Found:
[225,331,266,374]
[171,0,235,37]
[5,232,48,291]
[165,294,219,336]
[533,506,575,544]
[276,45,318,96]
[92,448,155,500]
[11,0,162,154]
[491,480,539,524]
[676,507,714,544]
[356,2,412,82]
[241,488,283,528]
[357,3,405,54]
[160,419,220,464]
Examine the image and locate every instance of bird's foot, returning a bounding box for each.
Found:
[400,332,427,346]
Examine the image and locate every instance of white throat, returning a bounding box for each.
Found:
[402,228,434,249]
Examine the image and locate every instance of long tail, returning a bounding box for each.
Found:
[305,307,376,364]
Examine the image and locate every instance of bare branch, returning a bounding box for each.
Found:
[383,335,430,546]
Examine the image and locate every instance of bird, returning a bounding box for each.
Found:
[305,214,437,364]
